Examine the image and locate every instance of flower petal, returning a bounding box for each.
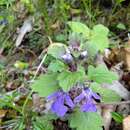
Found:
[51,103,68,117]
[92,92,100,100]
[85,88,100,100]
[65,94,75,108]
[84,88,92,97]
[74,92,85,103]
[51,97,68,117]
[46,92,60,100]
[81,101,97,112]
[47,91,61,101]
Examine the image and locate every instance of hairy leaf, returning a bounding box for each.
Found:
[85,42,98,58]
[90,24,109,52]
[69,110,103,130]
[88,65,118,84]
[33,114,56,130]
[91,83,121,102]
[48,60,67,72]
[48,43,67,59]
[92,24,109,36]
[58,69,85,91]
[31,73,60,97]
[68,21,90,38]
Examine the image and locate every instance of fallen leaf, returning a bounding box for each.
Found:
[123,115,130,130]
[15,17,33,47]
[102,105,115,130]
[0,109,7,119]
[124,39,130,70]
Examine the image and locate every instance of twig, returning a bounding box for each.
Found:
[48,36,53,45]
[96,100,130,106]
[22,54,47,115]
[31,54,47,81]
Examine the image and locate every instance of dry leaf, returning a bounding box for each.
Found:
[51,21,60,29]
[123,115,130,130]
[123,39,130,70]
[32,94,46,113]
[0,110,7,119]
[15,17,33,47]
[102,105,116,130]
[124,50,130,71]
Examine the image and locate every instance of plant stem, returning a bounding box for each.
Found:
[22,54,47,115]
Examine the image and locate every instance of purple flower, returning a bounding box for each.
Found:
[74,88,100,112]
[61,53,73,64]
[47,91,74,117]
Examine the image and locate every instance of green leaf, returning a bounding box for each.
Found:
[48,60,67,72]
[47,43,67,59]
[21,0,30,4]
[85,42,98,58]
[68,22,109,53]
[55,34,67,42]
[90,24,109,52]
[69,110,103,130]
[0,0,15,5]
[115,0,125,4]
[111,112,123,123]
[33,114,56,130]
[92,24,109,36]
[88,65,118,84]
[58,69,85,91]
[117,23,126,30]
[14,61,29,69]
[31,73,60,97]
[91,83,121,102]
[68,21,90,38]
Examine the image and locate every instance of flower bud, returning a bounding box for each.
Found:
[79,51,88,59]
[61,53,73,64]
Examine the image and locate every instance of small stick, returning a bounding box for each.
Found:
[96,100,130,106]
